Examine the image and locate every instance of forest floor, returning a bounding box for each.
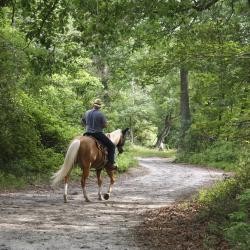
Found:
[0,157,226,250]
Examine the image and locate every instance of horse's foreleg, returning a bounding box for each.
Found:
[81,168,90,202]
[104,170,115,200]
[64,176,69,203]
[96,169,103,201]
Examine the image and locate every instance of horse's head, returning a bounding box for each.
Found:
[117,128,129,154]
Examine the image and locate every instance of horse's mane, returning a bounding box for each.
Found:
[74,129,122,145]
[108,129,122,145]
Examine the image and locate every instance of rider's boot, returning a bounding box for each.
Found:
[105,162,118,172]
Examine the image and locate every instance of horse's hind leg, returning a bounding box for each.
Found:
[104,170,115,200]
[64,176,69,203]
[96,169,103,201]
[81,166,90,202]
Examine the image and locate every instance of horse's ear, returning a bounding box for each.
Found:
[122,128,129,136]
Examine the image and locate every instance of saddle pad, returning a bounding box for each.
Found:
[85,136,106,152]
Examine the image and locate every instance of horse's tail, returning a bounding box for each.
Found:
[51,139,81,187]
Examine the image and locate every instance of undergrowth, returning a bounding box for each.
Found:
[0,148,63,190]
[177,140,242,171]
[197,148,250,249]
[129,144,176,158]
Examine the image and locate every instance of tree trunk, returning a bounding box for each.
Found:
[129,79,135,144]
[155,114,172,149]
[129,116,134,144]
[180,67,191,139]
[100,63,110,103]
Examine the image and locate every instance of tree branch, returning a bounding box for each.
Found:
[11,0,15,26]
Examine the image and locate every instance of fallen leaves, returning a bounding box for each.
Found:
[134,202,230,250]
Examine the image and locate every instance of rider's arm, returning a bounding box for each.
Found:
[101,113,107,128]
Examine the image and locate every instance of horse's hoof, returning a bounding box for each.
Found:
[85,198,91,202]
[103,193,110,200]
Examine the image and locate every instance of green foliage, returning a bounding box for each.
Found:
[198,178,239,217]
[238,189,250,211]
[178,140,242,171]
[224,222,250,250]
[116,150,138,173]
[0,18,99,186]
[0,26,41,170]
[0,172,26,190]
[0,147,63,189]
[236,149,250,190]
[197,150,250,249]
[129,145,176,158]
[198,146,250,212]
[105,83,158,146]
[225,189,250,249]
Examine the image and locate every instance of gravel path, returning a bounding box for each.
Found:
[0,157,224,250]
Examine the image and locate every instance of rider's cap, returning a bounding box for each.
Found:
[93,98,102,108]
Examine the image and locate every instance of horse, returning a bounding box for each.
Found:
[51,128,129,202]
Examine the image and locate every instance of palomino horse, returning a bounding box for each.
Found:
[51,128,129,202]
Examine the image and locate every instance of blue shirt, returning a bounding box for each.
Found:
[84,108,107,133]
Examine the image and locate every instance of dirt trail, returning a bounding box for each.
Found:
[0,157,224,250]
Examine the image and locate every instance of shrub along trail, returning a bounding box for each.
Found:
[0,157,225,250]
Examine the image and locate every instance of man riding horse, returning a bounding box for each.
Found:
[52,99,129,202]
[82,99,117,172]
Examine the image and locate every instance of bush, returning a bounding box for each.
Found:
[117,150,138,172]
[225,222,250,250]
[0,172,26,190]
[178,140,242,171]
[0,146,64,189]
[198,178,239,218]
[197,148,250,249]
[224,189,250,249]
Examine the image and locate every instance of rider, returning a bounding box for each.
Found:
[82,98,117,171]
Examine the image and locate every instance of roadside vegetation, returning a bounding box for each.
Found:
[196,148,250,249]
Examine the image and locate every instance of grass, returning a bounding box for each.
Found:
[129,144,176,158]
[0,172,26,190]
[0,171,51,191]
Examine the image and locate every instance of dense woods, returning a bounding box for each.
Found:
[0,0,249,247]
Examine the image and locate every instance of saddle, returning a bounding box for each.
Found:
[84,135,108,169]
